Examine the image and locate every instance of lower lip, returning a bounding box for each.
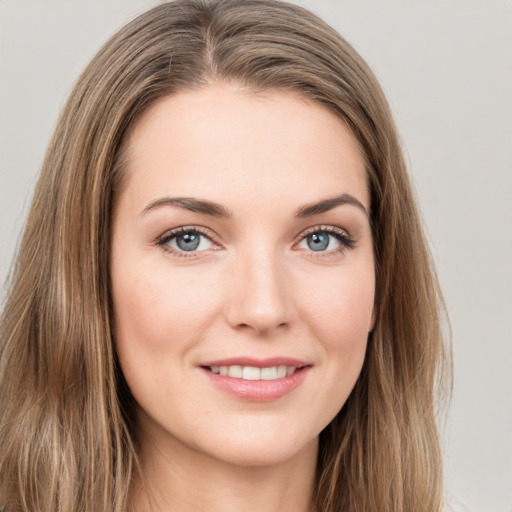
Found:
[200,366,311,402]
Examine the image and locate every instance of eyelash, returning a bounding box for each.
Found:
[297,225,356,256]
[156,226,218,258]
[156,225,356,258]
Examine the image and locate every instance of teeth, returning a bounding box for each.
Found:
[208,365,298,380]
[277,365,287,378]
[242,366,261,380]
[227,365,243,378]
[260,367,277,380]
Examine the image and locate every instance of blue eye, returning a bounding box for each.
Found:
[175,232,201,251]
[159,228,215,254]
[297,227,354,253]
[305,232,330,251]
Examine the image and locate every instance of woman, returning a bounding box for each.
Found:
[0,1,451,511]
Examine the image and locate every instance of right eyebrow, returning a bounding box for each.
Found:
[140,196,232,218]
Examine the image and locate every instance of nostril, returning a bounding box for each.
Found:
[233,320,289,337]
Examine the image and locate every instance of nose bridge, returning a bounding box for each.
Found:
[225,241,291,335]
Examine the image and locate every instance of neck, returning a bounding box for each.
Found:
[130,415,318,512]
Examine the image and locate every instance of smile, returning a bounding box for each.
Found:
[208,365,297,380]
[199,358,312,401]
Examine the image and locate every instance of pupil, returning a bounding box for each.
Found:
[176,232,200,251]
[308,232,329,251]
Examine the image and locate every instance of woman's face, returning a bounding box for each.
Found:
[111,84,375,469]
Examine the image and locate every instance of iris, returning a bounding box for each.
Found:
[307,232,330,251]
[176,232,201,251]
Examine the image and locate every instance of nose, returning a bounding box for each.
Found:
[224,248,292,336]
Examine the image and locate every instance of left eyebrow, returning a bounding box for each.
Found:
[294,193,369,218]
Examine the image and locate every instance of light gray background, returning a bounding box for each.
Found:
[1,1,511,511]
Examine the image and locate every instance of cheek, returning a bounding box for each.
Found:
[299,265,375,340]
[111,263,220,364]
[295,263,374,402]
[110,264,218,413]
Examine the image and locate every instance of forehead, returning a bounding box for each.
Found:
[120,84,369,213]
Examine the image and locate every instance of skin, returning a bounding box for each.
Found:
[111,83,375,512]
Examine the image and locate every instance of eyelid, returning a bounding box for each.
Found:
[294,225,356,253]
[299,224,352,239]
[156,225,222,258]
[155,224,356,259]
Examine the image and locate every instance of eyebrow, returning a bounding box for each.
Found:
[294,193,369,218]
[141,193,369,219]
[141,197,232,218]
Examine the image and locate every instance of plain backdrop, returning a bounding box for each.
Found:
[1,1,511,511]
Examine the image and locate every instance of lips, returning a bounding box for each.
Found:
[199,357,311,401]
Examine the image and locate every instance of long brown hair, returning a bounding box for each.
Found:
[0,1,451,511]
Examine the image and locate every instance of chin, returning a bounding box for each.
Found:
[203,434,319,469]
[187,415,321,469]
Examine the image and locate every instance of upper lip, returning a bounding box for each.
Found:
[200,357,311,368]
